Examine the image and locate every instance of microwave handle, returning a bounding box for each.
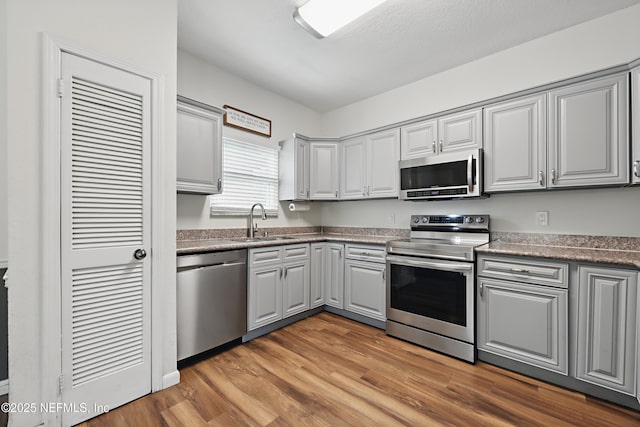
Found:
[467,153,474,193]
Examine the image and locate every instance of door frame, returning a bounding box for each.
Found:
[41,34,169,425]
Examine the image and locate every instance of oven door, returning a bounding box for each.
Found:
[386,254,474,344]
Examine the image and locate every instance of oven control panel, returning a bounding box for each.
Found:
[410,215,489,230]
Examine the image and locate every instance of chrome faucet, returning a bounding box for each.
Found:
[249,203,267,238]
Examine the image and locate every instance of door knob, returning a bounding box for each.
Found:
[134,249,147,260]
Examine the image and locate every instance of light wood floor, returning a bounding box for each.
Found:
[79,312,640,426]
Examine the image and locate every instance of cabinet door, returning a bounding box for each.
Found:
[632,67,640,184]
[310,243,325,309]
[400,119,437,160]
[548,74,629,188]
[325,243,344,309]
[340,137,367,199]
[477,278,568,374]
[177,99,223,194]
[438,108,482,154]
[484,94,547,192]
[283,260,310,318]
[310,141,339,200]
[367,129,400,198]
[344,259,386,321]
[576,266,637,395]
[248,264,282,331]
[295,139,310,200]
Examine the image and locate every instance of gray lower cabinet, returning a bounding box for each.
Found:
[324,243,345,309]
[575,265,638,395]
[344,244,386,322]
[477,278,568,374]
[310,243,325,308]
[248,244,310,331]
[477,255,568,374]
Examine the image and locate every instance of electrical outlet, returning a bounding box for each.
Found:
[536,211,549,226]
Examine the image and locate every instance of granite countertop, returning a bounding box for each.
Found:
[177,227,407,256]
[476,232,640,269]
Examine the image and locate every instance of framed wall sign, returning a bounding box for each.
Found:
[223,105,272,137]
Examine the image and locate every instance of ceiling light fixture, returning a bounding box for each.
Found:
[293,0,388,39]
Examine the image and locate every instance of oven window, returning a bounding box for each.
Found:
[390,263,467,326]
[400,159,474,190]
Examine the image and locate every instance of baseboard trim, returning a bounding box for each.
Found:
[0,379,8,395]
[162,370,180,389]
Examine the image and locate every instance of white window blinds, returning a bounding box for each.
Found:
[210,138,279,216]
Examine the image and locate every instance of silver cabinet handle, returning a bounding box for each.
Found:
[217,178,222,192]
[538,170,544,187]
[432,141,436,153]
[335,190,338,198]
[338,248,342,259]
[134,248,147,260]
[551,169,556,185]
[439,140,443,152]
[467,153,474,193]
[382,269,386,281]
[479,282,484,298]
[279,268,283,279]
[284,266,288,278]
[511,268,530,274]
[634,161,639,178]
[367,185,370,196]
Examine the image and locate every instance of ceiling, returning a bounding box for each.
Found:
[178,0,640,112]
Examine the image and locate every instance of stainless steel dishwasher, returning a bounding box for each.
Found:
[177,249,247,361]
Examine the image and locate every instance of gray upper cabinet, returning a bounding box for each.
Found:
[309,141,340,200]
[484,94,547,192]
[279,135,309,201]
[400,119,437,160]
[438,108,483,154]
[340,136,367,199]
[176,96,224,194]
[575,265,638,396]
[548,73,629,188]
[400,108,481,160]
[340,129,400,199]
[632,66,640,184]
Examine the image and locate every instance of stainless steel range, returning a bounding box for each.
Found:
[386,214,489,363]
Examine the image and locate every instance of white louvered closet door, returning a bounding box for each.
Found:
[60,52,151,426]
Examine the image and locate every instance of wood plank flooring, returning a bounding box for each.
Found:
[78,312,640,426]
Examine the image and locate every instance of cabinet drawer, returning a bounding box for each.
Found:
[478,255,568,288]
[283,244,309,260]
[249,247,282,266]
[345,244,386,263]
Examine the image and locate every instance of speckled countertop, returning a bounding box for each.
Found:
[176,226,408,256]
[476,232,640,269]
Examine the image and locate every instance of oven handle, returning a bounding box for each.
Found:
[386,255,472,273]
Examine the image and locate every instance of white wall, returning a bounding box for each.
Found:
[177,50,323,231]
[318,4,640,237]
[6,1,177,425]
[0,0,7,265]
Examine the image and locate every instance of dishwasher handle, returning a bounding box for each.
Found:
[177,261,246,273]
[177,249,247,271]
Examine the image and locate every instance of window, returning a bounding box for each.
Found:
[210,138,279,216]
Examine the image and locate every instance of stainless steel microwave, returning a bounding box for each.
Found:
[399,148,483,200]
